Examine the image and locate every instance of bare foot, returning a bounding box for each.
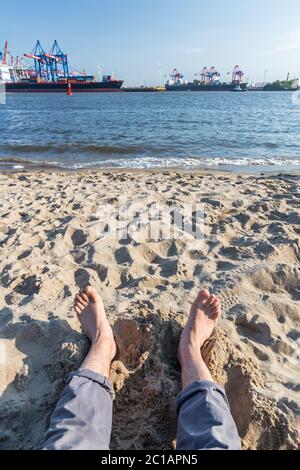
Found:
[178,290,222,388]
[74,286,116,363]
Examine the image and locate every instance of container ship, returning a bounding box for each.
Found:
[165,66,247,92]
[0,40,123,92]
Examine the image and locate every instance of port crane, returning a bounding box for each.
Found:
[200,67,209,84]
[196,66,220,84]
[24,41,49,80]
[0,41,9,65]
[49,40,69,79]
[232,65,244,84]
[209,67,221,83]
[23,40,69,81]
[165,68,185,84]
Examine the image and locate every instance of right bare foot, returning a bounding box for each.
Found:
[74,286,116,362]
[178,290,222,366]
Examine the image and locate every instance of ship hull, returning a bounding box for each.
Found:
[5,80,124,93]
[165,84,189,91]
[166,82,247,92]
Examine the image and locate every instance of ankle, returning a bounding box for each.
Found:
[180,348,203,366]
[90,328,112,344]
[91,333,116,359]
[179,340,203,360]
[181,355,213,388]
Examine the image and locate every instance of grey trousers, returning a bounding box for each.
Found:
[43,369,241,451]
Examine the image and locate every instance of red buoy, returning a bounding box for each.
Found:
[67,82,73,96]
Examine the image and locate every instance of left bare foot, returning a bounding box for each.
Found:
[74,286,116,361]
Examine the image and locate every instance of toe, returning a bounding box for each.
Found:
[194,290,210,307]
[74,305,82,315]
[206,294,217,306]
[211,297,220,307]
[75,293,86,302]
[199,289,210,300]
[75,294,88,308]
[85,286,100,303]
[213,305,222,320]
[80,292,89,303]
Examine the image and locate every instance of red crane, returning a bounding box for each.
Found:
[201,67,209,84]
[3,41,8,65]
[232,65,244,84]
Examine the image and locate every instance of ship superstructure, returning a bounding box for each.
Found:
[0,41,32,83]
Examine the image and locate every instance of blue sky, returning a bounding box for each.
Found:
[2,0,300,85]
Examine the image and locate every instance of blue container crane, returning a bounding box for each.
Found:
[49,40,69,80]
[24,40,70,82]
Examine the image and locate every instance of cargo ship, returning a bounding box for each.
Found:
[165,66,247,92]
[5,76,124,93]
[0,40,123,92]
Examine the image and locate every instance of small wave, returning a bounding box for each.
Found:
[202,157,300,167]
[13,165,25,170]
[1,155,300,172]
[68,156,300,169]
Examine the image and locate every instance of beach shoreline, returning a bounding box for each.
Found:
[0,169,299,450]
[1,165,300,177]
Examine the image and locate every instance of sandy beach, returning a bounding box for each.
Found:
[0,169,299,450]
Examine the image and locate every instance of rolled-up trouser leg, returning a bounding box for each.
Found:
[176,380,241,450]
[43,369,114,450]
